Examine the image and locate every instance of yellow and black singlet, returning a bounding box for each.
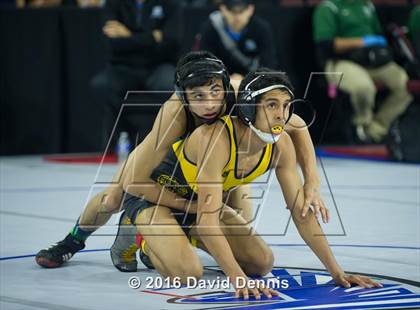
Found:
[150,116,273,199]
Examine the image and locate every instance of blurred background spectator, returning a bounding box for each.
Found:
[14,0,61,7]
[73,0,103,7]
[90,0,182,148]
[408,5,420,59]
[1,0,418,160]
[313,0,413,143]
[10,0,103,8]
[195,0,277,89]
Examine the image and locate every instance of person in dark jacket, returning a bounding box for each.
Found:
[196,0,277,90]
[91,0,182,147]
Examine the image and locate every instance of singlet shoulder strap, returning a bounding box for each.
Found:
[218,116,236,171]
[264,144,274,174]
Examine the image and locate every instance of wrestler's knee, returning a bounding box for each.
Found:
[99,188,123,214]
[242,245,274,276]
[256,246,274,275]
[165,257,203,283]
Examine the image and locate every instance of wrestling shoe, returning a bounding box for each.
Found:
[35,233,85,268]
[110,211,138,272]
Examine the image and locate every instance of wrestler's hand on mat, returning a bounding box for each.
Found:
[302,183,330,223]
[333,273,383,288]
[234,278,280,300]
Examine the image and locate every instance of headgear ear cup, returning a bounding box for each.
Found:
[174,70,189,105]
[237,73,295,126]
[238,96,257,124]
[224,83,237,116]
[237,75,262,125]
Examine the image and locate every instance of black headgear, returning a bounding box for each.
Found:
[174,57,235,120]
[237,74,295,125]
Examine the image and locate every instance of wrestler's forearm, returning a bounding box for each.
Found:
[291,207,343,277]
[277,166,342,277]
[119,99,189,210]
[286,115,320,186]
[197,222,246,282]
[196,182,246,283]
[288,127,320,186]
[125,182,196,212]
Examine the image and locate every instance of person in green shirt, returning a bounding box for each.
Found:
[408,5,420,59]
[313,0,412,142]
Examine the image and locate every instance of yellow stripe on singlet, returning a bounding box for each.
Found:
[172,116,273,193]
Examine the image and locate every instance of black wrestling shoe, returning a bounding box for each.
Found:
[110,211,138,272]
[35,234,85,268]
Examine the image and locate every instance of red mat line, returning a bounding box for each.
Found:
[44,153,118,164]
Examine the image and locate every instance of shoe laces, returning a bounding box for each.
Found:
[46,240,72,257]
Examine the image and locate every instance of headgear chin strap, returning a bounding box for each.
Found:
[249,123,281,144]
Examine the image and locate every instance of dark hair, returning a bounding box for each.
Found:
[220,0,253,10]
[239,67,294,103]
[175,51,227,90]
